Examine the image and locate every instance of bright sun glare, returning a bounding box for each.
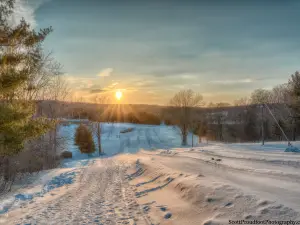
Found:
[115,90,122,100]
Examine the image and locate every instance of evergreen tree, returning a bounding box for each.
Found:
[0,0,54,157]
[75,124,95,154]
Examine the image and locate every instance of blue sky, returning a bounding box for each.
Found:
[19,0,300,104]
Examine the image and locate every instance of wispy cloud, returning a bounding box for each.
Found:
[97,68,113,77]
[107,82,118,89]
[65,75,96,90]
[9,0,51,28]
[209,78,253,85]
[8,0,35,27]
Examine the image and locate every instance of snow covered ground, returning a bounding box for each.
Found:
[1,123,300,224]
[59,122,199,166]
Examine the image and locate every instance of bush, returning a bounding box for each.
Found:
[75,124,95,154]
[60,151,72,159]
[120,128,134,133]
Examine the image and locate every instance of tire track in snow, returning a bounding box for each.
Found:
[13,159,150,225]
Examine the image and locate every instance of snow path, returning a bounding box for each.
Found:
[9,159,150,225]
[146,148,300,213]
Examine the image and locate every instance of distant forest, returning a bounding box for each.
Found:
[36,99,300,144]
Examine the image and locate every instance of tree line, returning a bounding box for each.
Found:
[165,71,300,145]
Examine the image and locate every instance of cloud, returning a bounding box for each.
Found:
[209,78,253,85]
[107,82,119,89]
[9,0,51,28]
[97,68,113,77]
[150,68,195,78]
[64,75,97,90]
[8,0,36,27]
[90,89,106,94]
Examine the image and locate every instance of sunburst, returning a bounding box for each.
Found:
[115,90,122,100]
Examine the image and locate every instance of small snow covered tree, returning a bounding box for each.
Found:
[75,124,95,154]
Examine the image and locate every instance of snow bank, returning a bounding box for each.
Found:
[0,170,78,215]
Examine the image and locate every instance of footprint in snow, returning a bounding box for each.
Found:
[143,205,150,213]
[224,202,233,207]
[164,212,172,219]
[257,200,271,207]
[157,206,167,212]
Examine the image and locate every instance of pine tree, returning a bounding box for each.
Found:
[75,124,95,154]
[0,0,54,157]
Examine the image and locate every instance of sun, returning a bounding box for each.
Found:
[115,90,122,100]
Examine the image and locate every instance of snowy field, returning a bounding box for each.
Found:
[1,122,300,224]
[60,122,199,167]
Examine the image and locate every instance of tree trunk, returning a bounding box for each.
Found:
[293,119,296,141]
[182,124,188,145]
[54,124,58,154]
[192,133,194,147]
[4,157,10,182]
[261,105,265,145]
[182,134,187,145]
[97,122,102,155]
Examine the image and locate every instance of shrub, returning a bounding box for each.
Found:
[74,124,95,154]
[120,128,134,133]
[60,151,72,159]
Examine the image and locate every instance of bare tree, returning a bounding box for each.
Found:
[40,74,70,160]
[234,97,250,106]
[12,52,62,102]
[250,89,272,104]
[168,90,203,145]
[269,83,292,104]
[90,95,111,155]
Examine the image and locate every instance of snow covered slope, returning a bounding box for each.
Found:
[1,123,300,224]
[59,123,199,162]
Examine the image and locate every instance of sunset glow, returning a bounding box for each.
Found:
[115,90,122,100]
[29,0,300,104]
